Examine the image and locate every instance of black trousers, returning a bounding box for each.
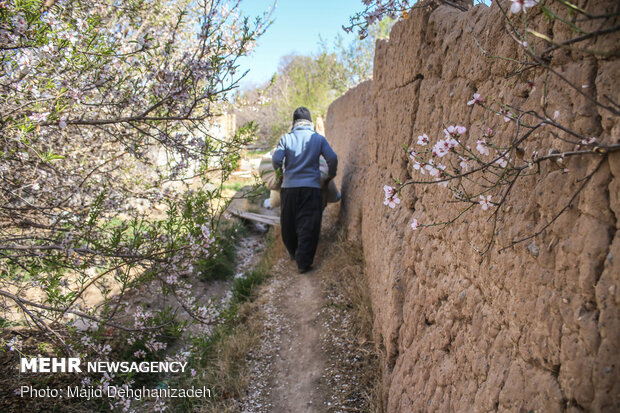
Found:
[280,187,323,270]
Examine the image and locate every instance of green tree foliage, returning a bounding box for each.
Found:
[235,18,395,148]
[235,51,347,147]
[269,52,348,139]
[330,17,394,87]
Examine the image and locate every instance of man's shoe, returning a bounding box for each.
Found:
[298,266,312,274]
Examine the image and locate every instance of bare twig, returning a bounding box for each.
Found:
[499,157,606,252]
[0,289,170,332]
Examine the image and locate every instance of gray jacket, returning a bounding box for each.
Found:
[272,125,337,189]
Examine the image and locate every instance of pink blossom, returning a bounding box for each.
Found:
[479,195,492,211]
[17,53,33,71]
[435,163,447,184]
[499,109,511,122]
[98,343,112,355]
[476,140,490,156]
[146,339,167,352]
[11,14,28,33]
[495,156,508,168]
[6,336,23,352]
[138,34,153,49]
[30,112,50,123]
[444,125,467,138]
[0,29,14,45]
[444,125,456,137]
[510,0,538,13]
[445,137,459,149]
[201,224,213,246]
[413,161,425,174]
[61,30,80,45]
[134,350,147,358]
[411,218,420,230]
[383,185,400,209]
[196,304,219,323]
[581,137,597,145]
[58,116,67,129]
[417,134,429,146]
[425,164,441,178]
[408,149,416,161]
[41,13,61,30]
[76,19,88,32]
[41,43,56,55]
[81,335,93,347]
[459,158,470,172]
[467,93,483,106]
[191,368,197,377]
[432,140,450,157]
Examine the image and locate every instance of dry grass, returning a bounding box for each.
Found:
[317,230,385,413]
[183,230,284,413]
[330,238,374,340]
[193,315,263,413]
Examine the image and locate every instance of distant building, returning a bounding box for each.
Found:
[148,112,238,177]
[209,113,237,142]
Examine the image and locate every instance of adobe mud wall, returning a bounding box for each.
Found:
[325,2,619,412]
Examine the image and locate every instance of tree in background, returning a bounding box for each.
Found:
[330,16,394,87]
[272,52,348,131]
[235,51,346,148]
[235,18,394,148]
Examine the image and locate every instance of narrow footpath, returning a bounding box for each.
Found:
[240,211,379,413]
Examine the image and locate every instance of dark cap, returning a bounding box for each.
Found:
[293,107,312,122]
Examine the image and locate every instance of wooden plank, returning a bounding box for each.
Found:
[229,209,280,226]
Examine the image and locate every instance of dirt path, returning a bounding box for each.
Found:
[241,213,378,413]
[242,256,329,412]
[270,270,326,412]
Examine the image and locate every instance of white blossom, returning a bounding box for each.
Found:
[510,0,539,13]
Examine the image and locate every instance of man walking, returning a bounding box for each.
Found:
[272,107,338,273]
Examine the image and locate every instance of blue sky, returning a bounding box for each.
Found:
[236,0,365,88]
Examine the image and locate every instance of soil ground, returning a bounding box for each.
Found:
[239,208,378,413]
